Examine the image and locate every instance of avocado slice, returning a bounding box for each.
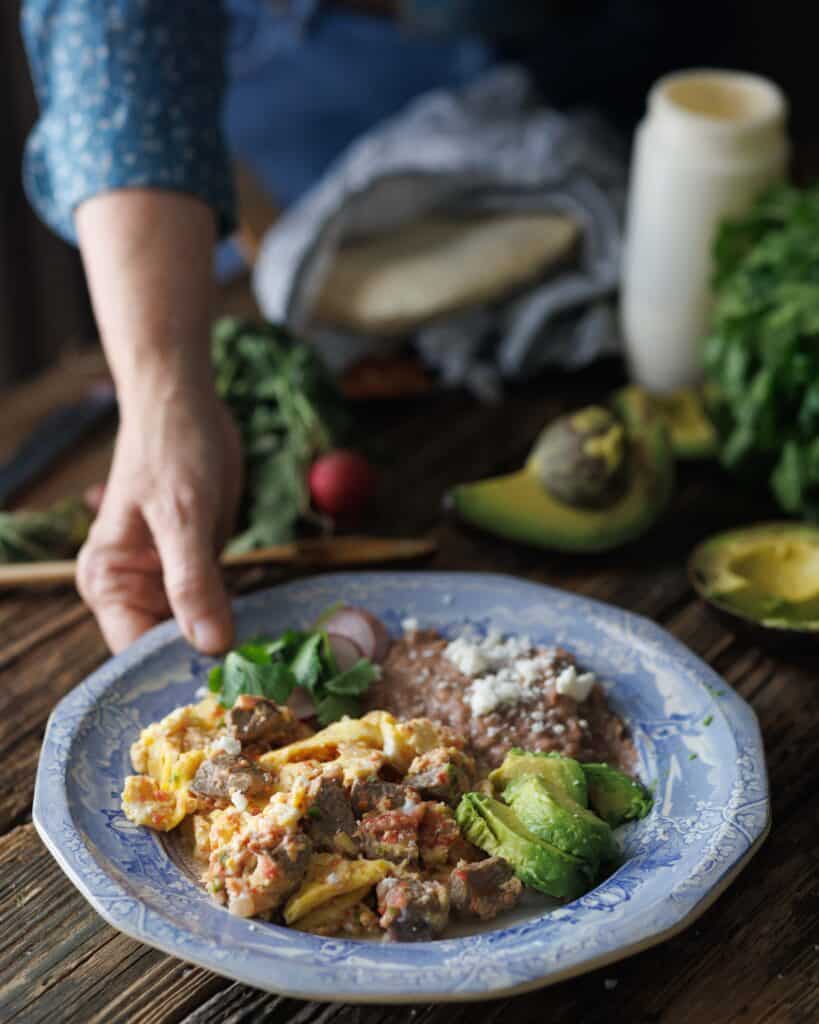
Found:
[503,775,619,874]
[489,749,589,808]
[447,401,673,553]
[456,792,591,900]
[613,385,718,460]
[581,764,653,828]
[689,522,819,634]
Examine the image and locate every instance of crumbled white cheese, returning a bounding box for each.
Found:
[194,685,209,700]
[230,790,248,812]
[382,729,400,761]
[466,668,531,716]
[555,666,597,702]
[211,734,241,757]
[551,723,567,736]
[444,624,596,719]
[401,617,419,634]
[444,636,489,677]
[263,794,302,830]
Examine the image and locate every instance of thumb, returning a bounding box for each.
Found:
[144,489,233,654]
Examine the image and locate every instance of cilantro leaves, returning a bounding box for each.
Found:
[211,318,351,551]
[705,184,819,518]
[207,627,379,725]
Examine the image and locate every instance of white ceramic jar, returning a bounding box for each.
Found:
[621,69,788,392]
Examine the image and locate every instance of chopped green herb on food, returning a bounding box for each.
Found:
[703,714,714,727]
[689,753,699,761]
[206,624,379,722]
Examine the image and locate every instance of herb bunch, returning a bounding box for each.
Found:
[212,318,350,551]
[0,497,92,563]
[704,184,819,518]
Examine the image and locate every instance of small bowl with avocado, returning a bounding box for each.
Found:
[689,521,819,644]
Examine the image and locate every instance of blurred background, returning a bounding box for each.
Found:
[1,0,815,389]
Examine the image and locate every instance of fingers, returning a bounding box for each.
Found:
[77,513,170,653]
[143,485,234,654]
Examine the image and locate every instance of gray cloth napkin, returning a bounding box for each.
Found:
[253,66,626,397]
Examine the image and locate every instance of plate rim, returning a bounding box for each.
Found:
[33,570,770,1002]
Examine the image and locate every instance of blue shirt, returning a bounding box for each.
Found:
[21,1,514,245]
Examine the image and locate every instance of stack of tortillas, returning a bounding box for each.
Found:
[313,212,577,337]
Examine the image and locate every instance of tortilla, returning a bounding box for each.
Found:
[313,213,577,337]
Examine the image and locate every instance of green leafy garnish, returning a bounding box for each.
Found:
[207,624,379,721]
[0,497,93,564]
[289,633,324,692]
[323,660,380,696]
[219,652,296,709]
[704,184,819,518]
[211,318,351,550]
[315,693,363,727]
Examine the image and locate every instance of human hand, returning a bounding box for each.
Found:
[77,388,242,654]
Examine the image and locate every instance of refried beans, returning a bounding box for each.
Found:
[364,629,635,774]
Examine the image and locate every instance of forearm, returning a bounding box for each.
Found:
[76,190,217,418]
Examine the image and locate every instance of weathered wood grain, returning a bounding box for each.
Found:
[1,350,817,1024]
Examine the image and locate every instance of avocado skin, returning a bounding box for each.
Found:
[456,793,591,900]
[448,402,673,554]
[489,748,589,808]
[503,775,619,874]
[581,764,653,828]
[612,385,718,460]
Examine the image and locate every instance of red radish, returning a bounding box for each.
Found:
[322,606,391,662]
[327,632,365,672]
[309,450,377,519]
[287,687,316,721]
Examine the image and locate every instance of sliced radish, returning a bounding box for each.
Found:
[327,633,365,673]
[287,686,316,721]
[323,606,391,662]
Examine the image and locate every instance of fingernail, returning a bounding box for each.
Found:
[192,618,225,653]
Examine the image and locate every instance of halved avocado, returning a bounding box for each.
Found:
[503,775,619,874]
[456,792,590,900]
[581,764,653,828]
[613,386,718,460]
[489,748,589,808]
[689,522,819,635]
[447,401,673,553]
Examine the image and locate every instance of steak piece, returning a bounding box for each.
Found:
[304,776,359,856]
[449,857,523,921]
[190,752,274,804]
[376,877,450,941]
[357,807,424,863]
[403,747,474,806]
[227,695,297,748]
[350,778,422,817]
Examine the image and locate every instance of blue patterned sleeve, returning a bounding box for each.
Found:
[20,0,235,245]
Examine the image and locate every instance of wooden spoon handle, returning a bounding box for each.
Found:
[0,535,436,589]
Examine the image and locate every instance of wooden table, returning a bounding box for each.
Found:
[1,315,817,1024]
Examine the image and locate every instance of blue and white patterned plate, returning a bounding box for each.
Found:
[34,572,769,1003]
